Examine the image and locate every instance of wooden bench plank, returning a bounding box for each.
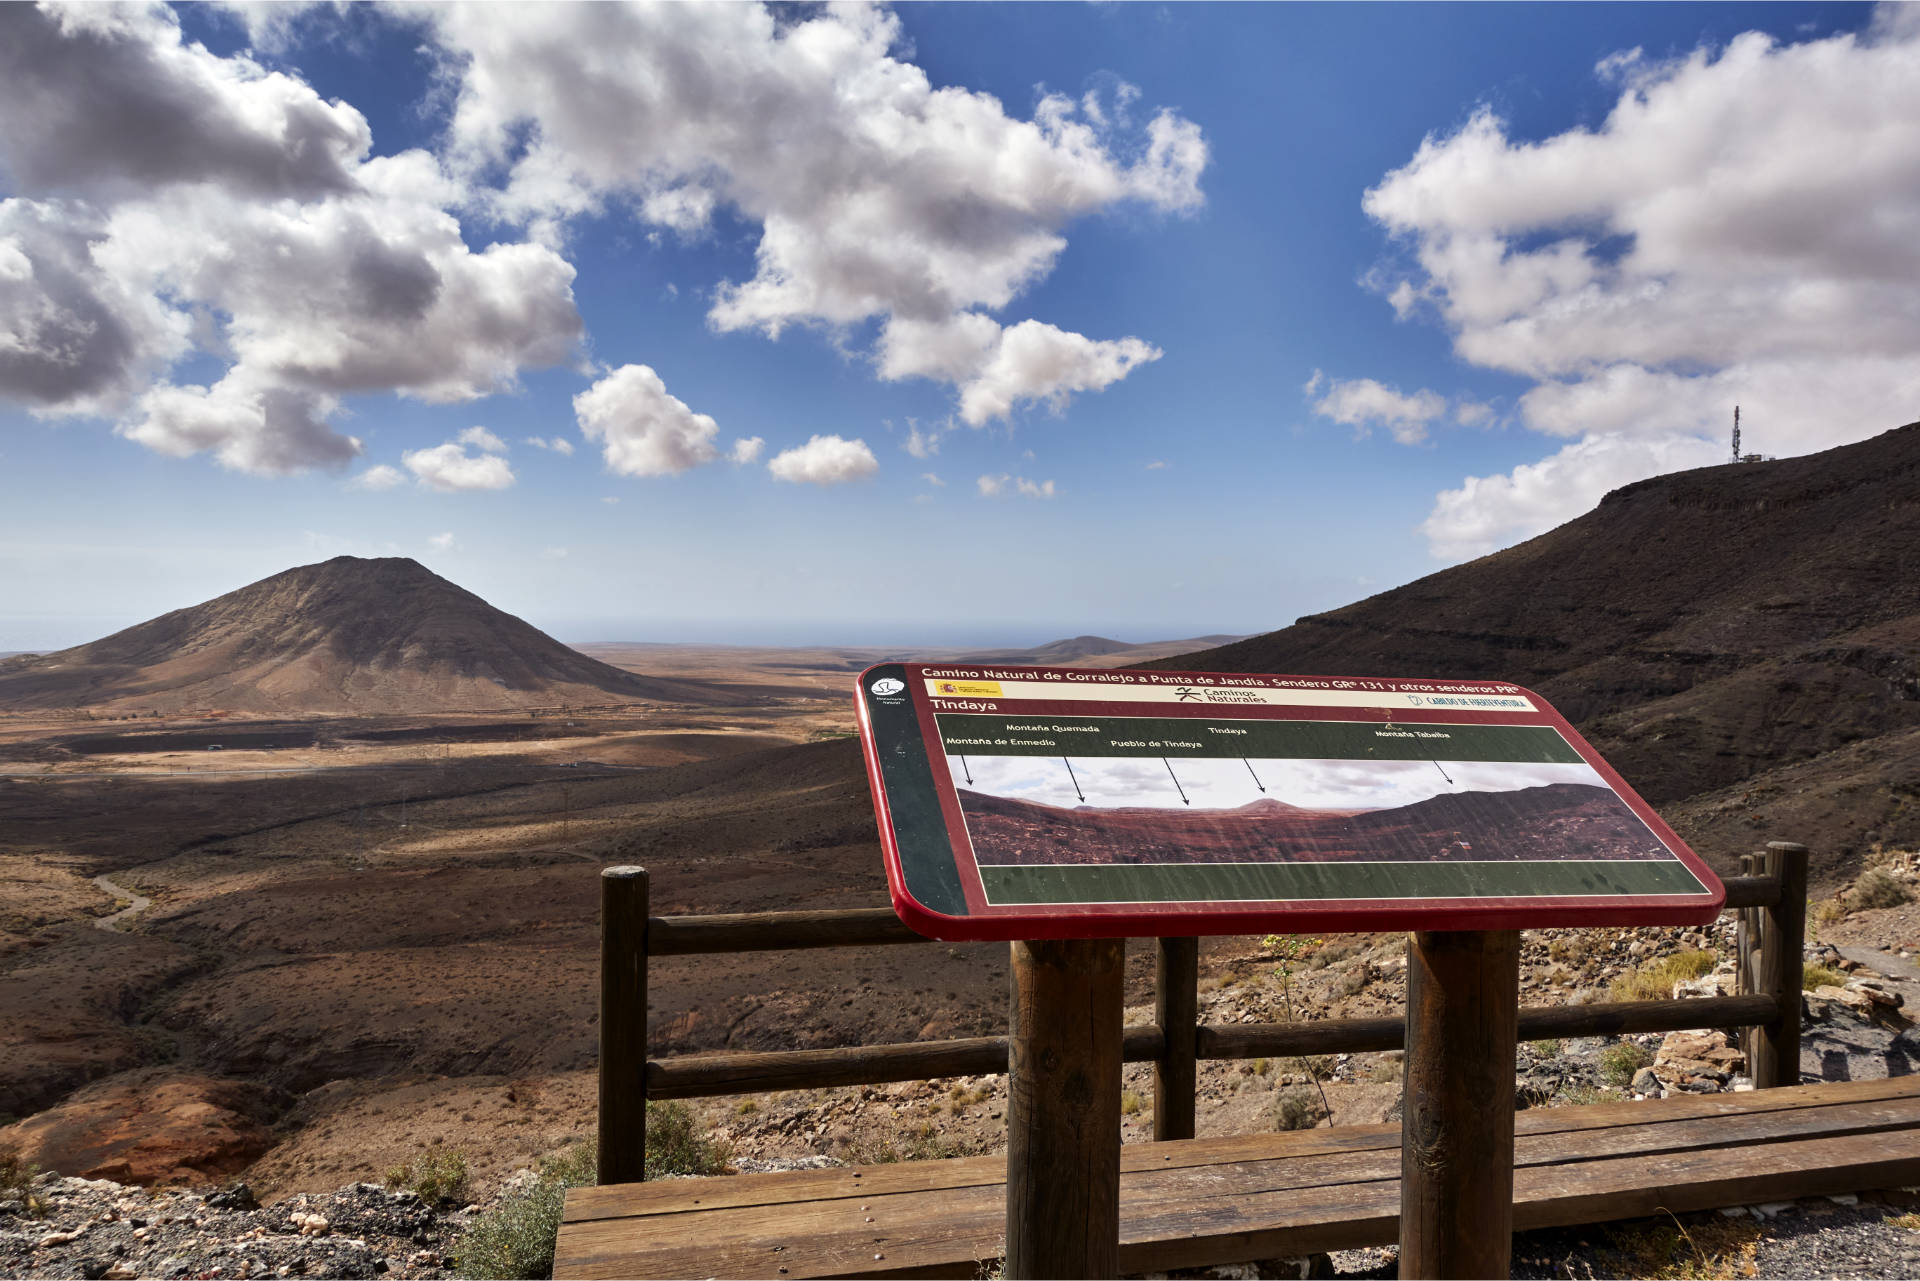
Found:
[556,1081,1920,1280]
[563,1076,1920,1225]
[560,1089,1920,1277]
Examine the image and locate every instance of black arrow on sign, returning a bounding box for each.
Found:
[1243,758,1267,792]
[960,755,973,785]
[1433,759,1454,785]
[1063,758,1085,802]
[1163,758,1189,805]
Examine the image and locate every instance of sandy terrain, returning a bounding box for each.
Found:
[0,643,1033,1198]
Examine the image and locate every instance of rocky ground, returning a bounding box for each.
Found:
[10,853,1920,1279]
[0,1178,468,1280]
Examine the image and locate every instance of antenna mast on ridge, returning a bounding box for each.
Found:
[1731,405,1741,464]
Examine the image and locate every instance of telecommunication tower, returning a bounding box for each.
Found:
[1731,405,1741,464]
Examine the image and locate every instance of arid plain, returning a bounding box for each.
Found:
[0,638,1220,1197]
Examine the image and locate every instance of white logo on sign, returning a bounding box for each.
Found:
[869,678,906,697]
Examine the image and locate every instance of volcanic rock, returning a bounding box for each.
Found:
[0,1069,286,1186]
[0,556,742,715]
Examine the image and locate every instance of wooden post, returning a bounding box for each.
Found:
[1154,937,1198,1141]
[598,865,649,1185]
[1734,852,1756,1067]
[1006,938,1125,1280]
[1753,842,1808,1089]
[1399,930,1520,1281]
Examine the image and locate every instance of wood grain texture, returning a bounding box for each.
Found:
[557,1077,1920,1280]
[1005,937,1126,1279]
[1756,842,1809,1089]
[596,866,648,1186]
[644,1026,1164,1099]
[1399,930,1521,1281]
[648,908,923,955]
[1154,937,1198,1142]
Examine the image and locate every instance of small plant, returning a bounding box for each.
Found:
[1811,897,1848,928]
[644,1100,733,1180]
[1598,1040,1655,1087]
[733,1099,758,1116]
[0,1145,49,1218]
[1338,964,1370,997]
[1252,1057,1270,1076]
[387,1149,470,1205]
[1803,964,1847,989]
[1119,1089,1144,1116]
[1889,1211,1920,1231]
[455,1141,598,1280]
[1273,1087,1327,1132]
[1610,949,1718,1002]
[1852,868,1913,911]
[1529,1038,1564,1058]
[1367,1056,1403,1085]
[1553,1083,1609,1107]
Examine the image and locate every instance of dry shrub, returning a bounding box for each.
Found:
[1803,964,1847,989]
[1852,868,1913,911]
[1609,949,1717,1002]
[1599,1040,1655,1087]
[1273,1088,1327,1132]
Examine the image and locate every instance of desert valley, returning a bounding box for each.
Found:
[5,424,1920,1277]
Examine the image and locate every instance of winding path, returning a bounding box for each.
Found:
[91,873,152,932]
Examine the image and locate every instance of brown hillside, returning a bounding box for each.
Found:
[1146,422,1920,877]
[0,556,744,715]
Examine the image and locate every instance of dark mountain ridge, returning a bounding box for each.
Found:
[1146,422,1920,877]
[0,556,741,714]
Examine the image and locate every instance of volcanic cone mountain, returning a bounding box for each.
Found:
[0,556,740,714]
[1147,421,1920,879]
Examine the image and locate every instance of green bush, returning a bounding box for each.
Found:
[1598,1040,1655,1087]
[644,1100,733,1180]
[387,1149,470,1205]
[455,1104,730,1281]
[454,1142,597,1281]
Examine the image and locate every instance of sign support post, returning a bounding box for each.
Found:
[856,661,1726,1281]
[1005,937,1125,1280]
[1399,929,1521,1280]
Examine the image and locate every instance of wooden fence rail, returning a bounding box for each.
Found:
[598,846,1810,1182]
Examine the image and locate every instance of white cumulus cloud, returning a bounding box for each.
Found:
[422,3,1198,422]
[1305,372,1447,445]
[0,4,581,474]
[768,435,879,486]
[350,463,405,490]
[1355,17,1920,557]
[977,473,1056,499]
[458,425,507,453]
[729,436,765,465]
[573,363,723,478]
[403,439,516,492]
[523,434,575,455]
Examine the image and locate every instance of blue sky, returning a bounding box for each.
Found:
[3,1,1913,651]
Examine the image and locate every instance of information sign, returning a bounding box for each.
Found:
[857,662,1723,939]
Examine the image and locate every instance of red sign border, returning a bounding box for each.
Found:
[857,663,1726,941]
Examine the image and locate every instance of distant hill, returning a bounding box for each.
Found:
[0,556,743,715]
[955,633,1251,669]
[1145,421,1920,878]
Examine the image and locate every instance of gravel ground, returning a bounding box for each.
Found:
[1323,1189,1920,1279]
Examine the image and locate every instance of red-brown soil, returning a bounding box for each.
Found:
[0,556,747,715]
[958,783,1667,866]
[2,1069,283,1186]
